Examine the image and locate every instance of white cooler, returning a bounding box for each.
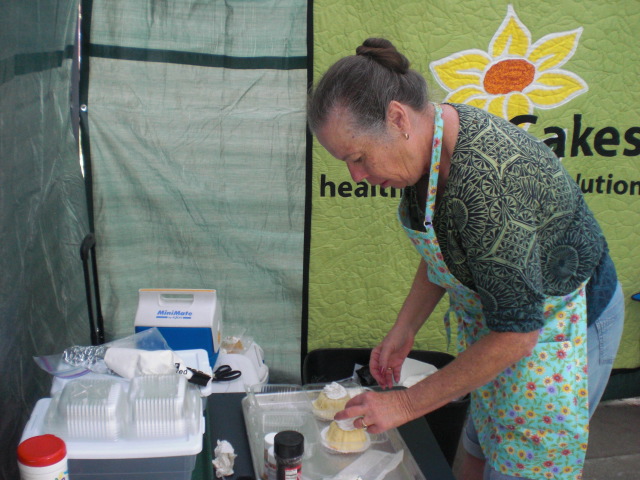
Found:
[23,395,204,480]
[24,346,268,480]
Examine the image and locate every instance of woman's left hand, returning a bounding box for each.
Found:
[334,389,413,434]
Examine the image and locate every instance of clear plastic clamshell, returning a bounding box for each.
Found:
[44,375,200,442]
[242,383,427,480]
[45,378,127,441]
[128,374,200,439]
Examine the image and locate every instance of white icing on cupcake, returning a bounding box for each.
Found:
[323,382,348,400]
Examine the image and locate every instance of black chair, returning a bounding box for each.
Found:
[302,348,469,467]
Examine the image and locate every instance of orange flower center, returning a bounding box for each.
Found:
[483,59,535,95]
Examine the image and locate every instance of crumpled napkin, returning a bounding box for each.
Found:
[213,440,237,477]
[104,347,186,379]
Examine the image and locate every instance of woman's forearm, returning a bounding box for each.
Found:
[399,329,540,418]
[341,329,541,434]
[395,259,446,334]
[370,260,448,387]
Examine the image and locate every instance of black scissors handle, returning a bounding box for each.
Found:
[213,364,242,382]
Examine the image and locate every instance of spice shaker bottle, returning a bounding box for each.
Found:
[17,434,69,480]
[274,430,304,480]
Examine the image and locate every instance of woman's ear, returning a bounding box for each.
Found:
[386,101,410,136]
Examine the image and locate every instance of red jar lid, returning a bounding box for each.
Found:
[17,435,67,467]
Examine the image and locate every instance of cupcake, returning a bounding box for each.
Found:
[312,382,349,420]
[322,418,369,453]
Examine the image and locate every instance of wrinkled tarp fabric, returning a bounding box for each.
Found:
[0,1,89,478]
[86,0,307,382]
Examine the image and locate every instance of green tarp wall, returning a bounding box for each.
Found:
[84,0,308,383]
[1,1,90,478]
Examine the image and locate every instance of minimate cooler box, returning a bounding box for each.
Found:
[134,288,221,368]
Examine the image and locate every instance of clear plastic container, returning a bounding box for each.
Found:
[128,374,200,438]
[329,449,404,480]
[220,325,253,354]
[23,398,204,477]
[246,384,307,409]
[302,381,367,398]
[44,378,127,441]
[241,388,416,480]
[43,374,200,442]
[249,410,319,465]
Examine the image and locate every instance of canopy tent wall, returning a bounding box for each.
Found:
[83,0,308,382]
[0,1,90,478]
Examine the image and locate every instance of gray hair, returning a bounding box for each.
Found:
[307,38,429,136]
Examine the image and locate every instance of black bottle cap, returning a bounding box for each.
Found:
[274,430,304,459]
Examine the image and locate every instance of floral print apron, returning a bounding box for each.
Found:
[398,105,589,480]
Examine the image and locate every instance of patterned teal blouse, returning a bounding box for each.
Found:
[406,103,617,333]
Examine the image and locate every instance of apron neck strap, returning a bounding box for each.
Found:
[424,104,444,226]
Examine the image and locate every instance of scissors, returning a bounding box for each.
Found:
[211,364,242,382]
[186,364,242,386]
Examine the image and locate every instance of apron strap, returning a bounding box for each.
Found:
[424,104,444,227]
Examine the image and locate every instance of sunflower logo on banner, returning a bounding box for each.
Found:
[430,5,588,126]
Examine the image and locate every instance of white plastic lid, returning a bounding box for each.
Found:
[264,432,277,447]
[267,446,276,463]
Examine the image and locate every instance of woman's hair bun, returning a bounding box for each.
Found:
[355,37,410,74]
[307,37,428,134]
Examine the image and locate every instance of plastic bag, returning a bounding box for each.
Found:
[328,449,403,480]
[33,328,171,378]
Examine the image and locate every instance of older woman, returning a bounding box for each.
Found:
[307,38,624,480]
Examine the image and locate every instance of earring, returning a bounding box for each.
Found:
[404,133,409,140]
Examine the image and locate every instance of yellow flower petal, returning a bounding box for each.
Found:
[430,50,490,91]
[467,96,489,109]
[526,71,588,108]
[447,86,487,103]
[444,87,489,109]
[528,28,583,72]
[487,95,506,117]
[506,93,534,122]
[489,5,531,58]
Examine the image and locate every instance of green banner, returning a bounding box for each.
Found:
[310,0,639,368]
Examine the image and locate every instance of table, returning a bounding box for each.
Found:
[206,393,455,480]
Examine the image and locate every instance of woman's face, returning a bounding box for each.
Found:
[316,106,423,189]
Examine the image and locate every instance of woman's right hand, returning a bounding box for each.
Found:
[371,259,444,388]
[370,325,415,389]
